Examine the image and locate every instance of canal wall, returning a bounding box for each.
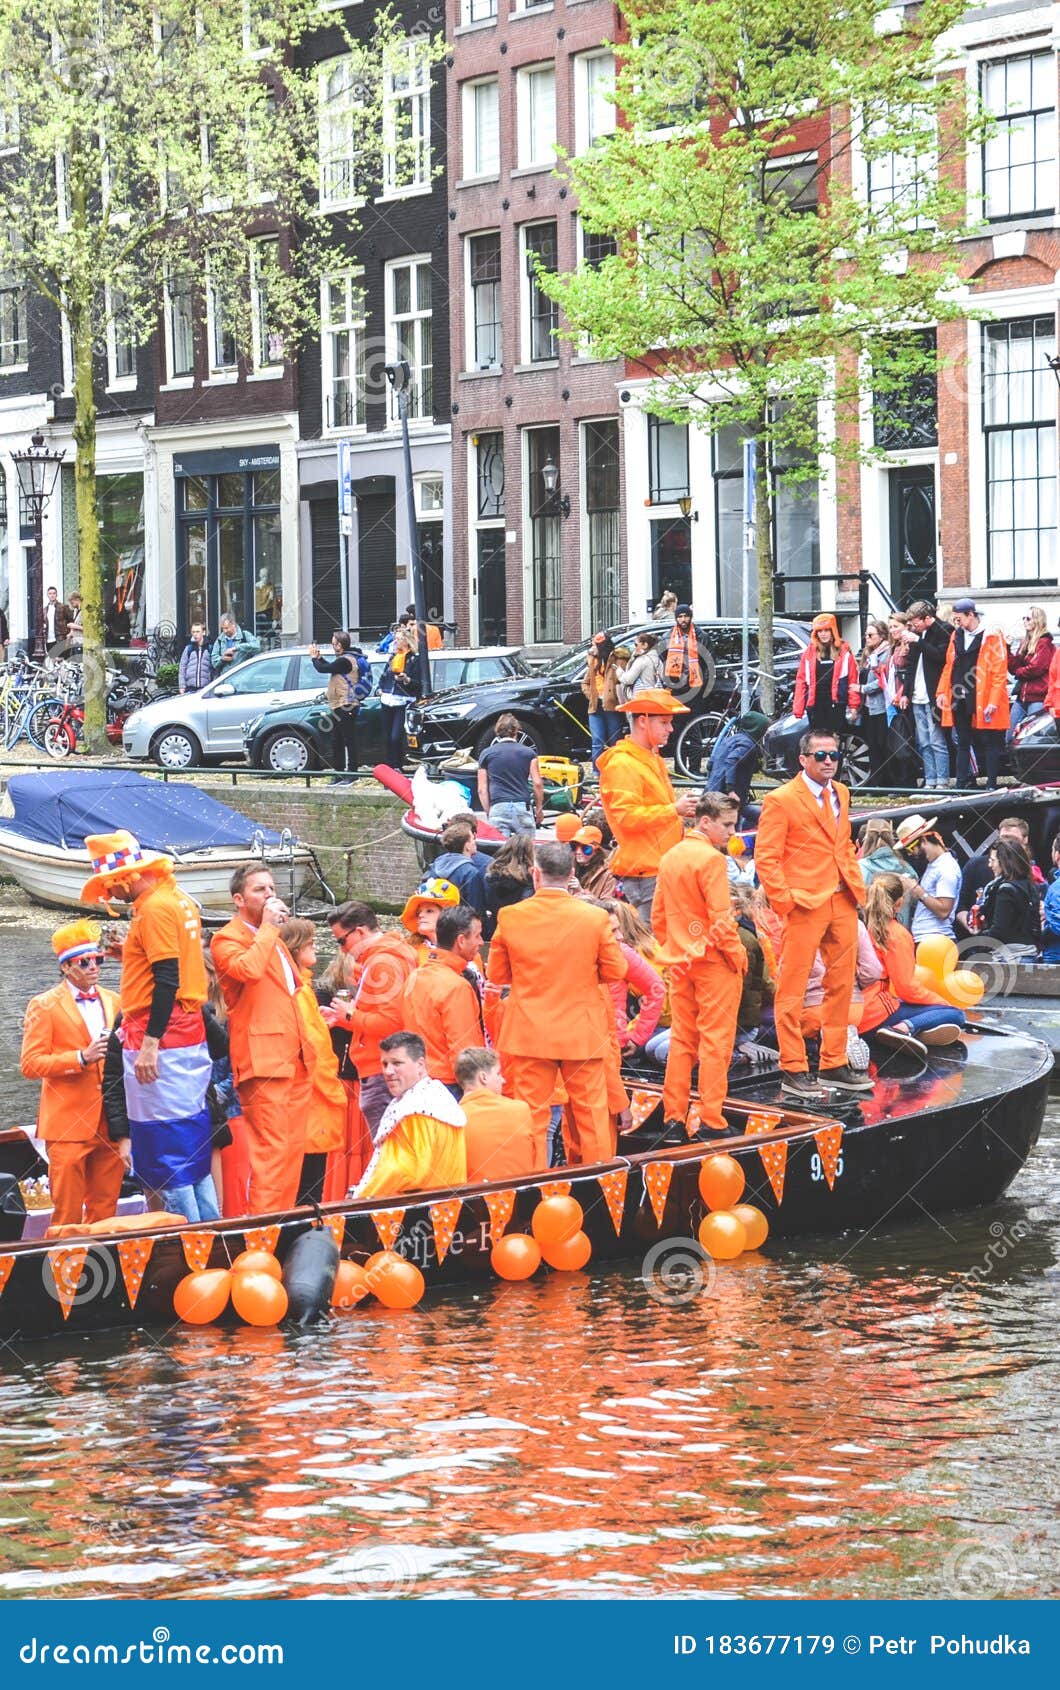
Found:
[218,785,422,910]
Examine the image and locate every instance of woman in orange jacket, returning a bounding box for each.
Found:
[859,877,965,1046]
[792,613,861,737]
[936,602,1010,788]
[279,920,347,1203]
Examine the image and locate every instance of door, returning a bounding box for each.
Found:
[356,491,396,640]
[889,467,937,607]
[203,653,293,752]
[310,499,343,639]
[476,530,507,645]
[650,517,692,608]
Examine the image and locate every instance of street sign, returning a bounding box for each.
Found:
[337,440,354,522]
[742,439,756,534]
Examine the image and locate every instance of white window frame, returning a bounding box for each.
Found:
[205,251,239,380]
[162,266,195,387]
[0,261,28,371]
[574,50,615,155]
[318,53,363,211]
[466,229,503,371]
[249,235,283,375]
[105,285,137,390]
[321,270,367,435]
[462,76,500,180]
[517,61,557,171]
[520,220,559,364]
[979,48,1057,223]
[462,0,498,21]
[963,34,1058,227]
[385,255,434,424]
[980,313,1057,585]
[382,38,431,200]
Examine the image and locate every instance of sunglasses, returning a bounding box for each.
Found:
[70,954,104,966]
[806,749,839,763]
[574,842,596,857]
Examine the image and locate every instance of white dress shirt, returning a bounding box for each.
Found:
[66,977,106,1040]
[801,769,840,819]
[242,918,297,993]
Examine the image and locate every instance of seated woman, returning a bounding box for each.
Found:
[861,875,966,1046]
[353,1032,467,1200]
[968,839,1040,955]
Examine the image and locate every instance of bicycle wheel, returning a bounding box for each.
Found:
[673,711,725,780]
[27,697,64,750]
[43,717,75,759]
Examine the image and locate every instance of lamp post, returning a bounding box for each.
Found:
[385,358,432,699]
[1048,352,1060,390]
[12,430,65,662]
[541,454,571,519]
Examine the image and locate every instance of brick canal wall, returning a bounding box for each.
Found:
[216,785,423,910]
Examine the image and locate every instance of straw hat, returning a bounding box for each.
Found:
[80,830,174,906]
[616,687,690,716]
[894,815,938,850]
[400,876,461,933]
[51,919,103,966]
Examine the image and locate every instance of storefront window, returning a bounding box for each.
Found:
[175,457,282,642]
[61,468,146,645]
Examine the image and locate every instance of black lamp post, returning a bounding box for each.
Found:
[1049,352,1060,392]
[12,430,65,662]
[385,359,431,699]
[541,453,571,519]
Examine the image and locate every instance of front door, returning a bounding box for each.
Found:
[889,467,937,608]
[476,530,507,645]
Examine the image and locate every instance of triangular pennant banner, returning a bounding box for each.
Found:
[49,1247,88,1321]
[483,1189,515,1244]
[597,1168,628,1236]
[181,1231,215,1273]
[744,1112,779,1136]
[117,1237,153,1309]
[0,1255,14,1300]
[686,1105,702,1137]
[243,1224,281,1255]
[813,1124,844,1191]
[373,1208,405,1250]
[324,1215,346,1251]
[429,1198,463,1265]
[629,1090,656,1129]
[643,1161,673,1227]
[541,1181,571,1200]
[758,1140,788,1205]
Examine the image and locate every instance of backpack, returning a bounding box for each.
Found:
[326,650,371,711]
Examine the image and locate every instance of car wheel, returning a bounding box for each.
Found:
[841,734,871,790]
[673,713,724,780]
[263,730,315,773]
[151,727,201,771]
[475,720,544,758]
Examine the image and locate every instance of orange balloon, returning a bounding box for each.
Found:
[940,968,984,1008]
[365,1251,425,1310]
[332,1260,370,1309]
[540,1230,592,1271]
[531,1195,584,1248]
[731,1203,769,1251]
[230,1250,282,1280]
[230,1270,289,1327]
[913,964,940,995]
[698,1211,747,1260]
[698,1153,746,1211]
[916,933,958,982]
[491,1233,542,1280]
[173,1268,232,1325]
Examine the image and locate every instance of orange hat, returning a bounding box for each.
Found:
[400,876,461,933]
[52,919,102,965]
[573,825,602,848]
[80,830,174,907]
[554,814,582,843]
[616,687,690,716]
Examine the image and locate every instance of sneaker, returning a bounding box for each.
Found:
[919,1023,964,1047]
[873,1026,928,1059]
[846,1026,871,1072]
[780,1070,830,1100]
[656,1118,692,1146]
[817,1064,874,1094]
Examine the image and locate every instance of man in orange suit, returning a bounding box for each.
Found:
[486,840,627,1167]
[21,920,125,1230]
[597,689,698,921]
[402,906,484,1090]
[652,792,747,1142]
[212,864,311,1214]
[456,1047,537,1183]
[754,728,870,1100]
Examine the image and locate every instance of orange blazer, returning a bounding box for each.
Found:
[21,982,120,1142]
[755,775,865,917]
[486,888,627,1060]
[462,1090,539,1182]
[402,953,483,1084]
[937,628,1011,731]
[652,833,747,973]
[597,739,683,877]
[211,918,307,1084]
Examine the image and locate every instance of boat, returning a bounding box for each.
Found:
[0,769,315,914]
[0,1025,1047,1343]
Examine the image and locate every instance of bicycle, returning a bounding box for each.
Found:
[672,666,781,780]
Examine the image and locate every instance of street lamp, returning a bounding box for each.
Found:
[541,454,571,519]
[12,430,65,662]
[1049,352,1060,391]
[677,495,699,522]
[385,358,431,699]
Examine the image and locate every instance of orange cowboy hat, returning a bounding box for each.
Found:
[616,687,690,716]
[400,875,461,933]
[80,830,174,907]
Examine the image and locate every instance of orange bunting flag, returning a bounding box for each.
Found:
[483,1189,516,1244]
[629,1090,657,1129]
[541,1181,571,1200]
[744,1112,779,1136]
[429,1198,463,1265]
[116,1237,153,1309]
[0,1255,14,1300]
[643,1161,673,1227]
[181,1231,216,1273]
[324,1215,346,1252]
[686,1106,702,1137]
[758,1140,788,1205]
[243,1224,281,1255]
[373,1208,405,1250]
[813,1124,844,1190]
[597,1168,628,1236]
[49,1246,88,1320]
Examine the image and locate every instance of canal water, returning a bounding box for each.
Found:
[0,915,1057,1600]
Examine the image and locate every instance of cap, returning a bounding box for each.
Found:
[952,597,978,614]
[572,825,603,848]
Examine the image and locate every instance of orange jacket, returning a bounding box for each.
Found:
[881,921,948,1006]
[487,888,627,1060]
[293,976,347,1154]
[1047,645,1060,716]
[20,982,120,1142]
[754,775,865,917]
[652,833,747,973]
[597,738,683,877]
[936,627,1011,731]
[402,951,483,1084]
[211,918,308,1085]
[461,1089,539,1182]
[331,932,418,1076]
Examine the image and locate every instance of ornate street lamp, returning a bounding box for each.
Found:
[541,454,571,519]
[1049,352,1060,391]
[12,430,65,662]
[385,358,431,698]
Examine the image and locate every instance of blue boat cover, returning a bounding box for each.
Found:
[2,771,283,853]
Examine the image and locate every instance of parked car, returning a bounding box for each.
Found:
[404,619,811,778]
[1006,709,1059,785]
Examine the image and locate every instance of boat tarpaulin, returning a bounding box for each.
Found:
[2,771,283,854]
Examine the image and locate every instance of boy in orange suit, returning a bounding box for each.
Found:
[456,1047,537,1183]
[754,727,870,1100]
[21,921,125,1230]
[597,689,698,922]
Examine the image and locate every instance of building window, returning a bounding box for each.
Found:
[522,221,558,362]
[474,431,507,645]
[463,0,498,21]
[414,476,445,621]
[250,236,283,371]
[177,464,282,643]
[468,232,502,370]
[106,287,137,386]
[517,63,556,170]
[386,257,433,421]
[983,316,1057,583]
[574,51,615,155]
[865,109,935,229]
[319,55,360,209]
[206,253,238,374]
[526,425,563,643]
[712,415,821,617]
[872,330,938,449]
[648,415,690,503]
[164,267,195,380]
[323,272,366,431]
[383,39,431,197]
[981,52,1055,222]
[463,76,499,178]
[476,432,505,520]
[583,419,621,629]
[0,264,27,369]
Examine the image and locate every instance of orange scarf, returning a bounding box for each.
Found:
[665,625,701,688]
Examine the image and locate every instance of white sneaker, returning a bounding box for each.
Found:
[846,1027,871,1072]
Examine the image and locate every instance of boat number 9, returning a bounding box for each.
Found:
[810,1151,844,1182]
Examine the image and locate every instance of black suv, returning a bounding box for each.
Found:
[405,619,810,778]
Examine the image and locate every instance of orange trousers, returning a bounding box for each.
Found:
[219,1116,250,1219]
[240,1066,308,1215]
[47,1132,124,1229]
[774,892,859,1072]
[503,1053,615,1168]
[663,958,742,1133]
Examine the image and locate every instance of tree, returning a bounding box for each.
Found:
[545,0,983,711]
[0,1,428,747]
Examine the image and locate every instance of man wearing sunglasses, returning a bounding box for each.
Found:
[755,729,870,1099]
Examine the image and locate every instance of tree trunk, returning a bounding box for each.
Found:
[71,306,106,753]
[753,427,776,717]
